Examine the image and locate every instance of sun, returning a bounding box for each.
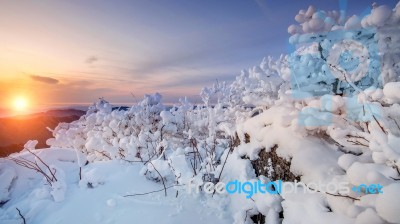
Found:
[13,97,28,111]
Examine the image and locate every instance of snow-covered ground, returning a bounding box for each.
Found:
[1,2,400,224]
[0,148,231,224]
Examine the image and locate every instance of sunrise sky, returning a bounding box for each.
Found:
[0,0,396,116]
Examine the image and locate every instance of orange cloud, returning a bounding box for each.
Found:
[30,75,59,84]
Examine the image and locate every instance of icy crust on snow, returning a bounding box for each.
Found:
[2,2,400,224]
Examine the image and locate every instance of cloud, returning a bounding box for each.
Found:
[85,56,99,64]
[30,75,59,84]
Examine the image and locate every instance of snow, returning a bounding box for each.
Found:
[0,153,231,224]
[346,162,395,186]
[106,198,117,207]
[344,15,361,30]
[355,208,384,224]
[2,1,400,224]
[281,185,354,224]
[376,183,400,223]
[361,5,392,27]
[383,82,400,103]
[0,166,16,203]
[49,165,67,202]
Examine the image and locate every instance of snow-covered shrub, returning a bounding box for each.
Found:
[138,96,248,186]
[221,2,400,223]
[47,94,166,162]
[22,2,400,223]
[47,92,249,191]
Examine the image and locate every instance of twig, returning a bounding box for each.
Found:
[390,165,400,180]
[216,150,230,182]
[93,150,112,160]
[148,161,167,196]
[346,134,369,143]
[305,184,360,201]
[143,153,158,165]
[394,165,400,176]
[372,115,387,134]
[346,140,369,147]
[391,117,400,131]
[123,184,183,197]
[335,146,363,156]
[325,191,359,201]
[26,148,58,182]
[8,155,56,185]
[212,137,235,196]
[16,208,26,224]
[244,208,252,222]
[120,158,144,163]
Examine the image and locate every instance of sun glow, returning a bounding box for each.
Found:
[13,97,28,111]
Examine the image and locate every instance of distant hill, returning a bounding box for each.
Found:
[0,109,85,157]
[13,109,86,119]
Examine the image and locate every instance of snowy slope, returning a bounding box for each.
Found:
[1,2,400,224]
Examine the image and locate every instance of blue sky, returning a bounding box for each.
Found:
[0,0,397,110]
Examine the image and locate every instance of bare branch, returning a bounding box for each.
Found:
[148,161,167,196]
[123,184,183,197]
[8,152,57,185]
[305,184,360,201]
[16,208,26,224]
[373,115,387,134]
[25,148,58,182]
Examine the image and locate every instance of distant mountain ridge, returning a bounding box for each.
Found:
[13,109,86,119]
[0,109,85,157]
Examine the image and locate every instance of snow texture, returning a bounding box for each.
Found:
[1,2,400,224]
